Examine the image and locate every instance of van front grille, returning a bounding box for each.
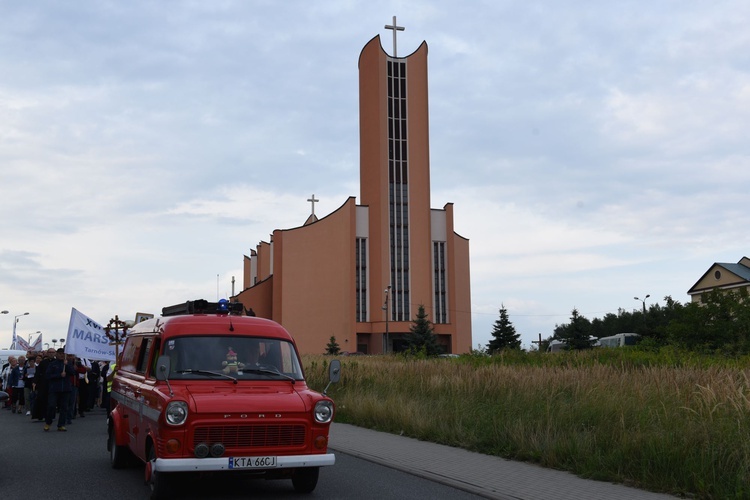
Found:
[193,424,307,449]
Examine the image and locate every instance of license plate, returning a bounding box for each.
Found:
[228,456,277,469]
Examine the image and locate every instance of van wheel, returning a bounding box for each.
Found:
[147,445,173,500]
[292,467,319,493]
[108,424,132,469]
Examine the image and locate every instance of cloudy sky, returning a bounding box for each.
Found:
[1,1,749,351]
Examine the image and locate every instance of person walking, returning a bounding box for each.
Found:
[44,348,74,432]
[100,361,111,411]
[103,359,117,415]
[86,359,100,411]
[32,348,56,420]
[66,354,81,425]
[9,355,25,413]
[75,357,91,417]
[23,354,38,416]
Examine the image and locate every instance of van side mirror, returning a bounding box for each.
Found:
[155,355,171,381]
[322,359,341,396]
[328,359,341,384]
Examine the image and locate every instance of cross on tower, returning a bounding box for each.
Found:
[385,15,405,57]
[307,194,319,216]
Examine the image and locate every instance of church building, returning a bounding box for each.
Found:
[233,20,472,355]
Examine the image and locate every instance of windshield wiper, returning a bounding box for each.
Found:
[176,369,238,384]
[245,366,296,385]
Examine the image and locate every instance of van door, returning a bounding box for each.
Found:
[117,335,151,461]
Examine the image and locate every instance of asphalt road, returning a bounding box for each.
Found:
[0,404,484,499]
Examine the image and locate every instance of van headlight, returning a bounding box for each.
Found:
[165,401,188,426]
[314,400,334,423]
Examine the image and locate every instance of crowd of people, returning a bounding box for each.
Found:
[1,348,115,431]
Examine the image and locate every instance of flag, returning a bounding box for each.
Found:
[16,336,31,351]
[65,308,116,361]
[31,333,43,352]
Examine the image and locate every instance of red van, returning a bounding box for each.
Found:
[107,300,340,499]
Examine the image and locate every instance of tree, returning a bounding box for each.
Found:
[325,336,341,355]
[487,304,521,353]
[667,289,750,353]
[405,304,441,356]
[556,308,595,350]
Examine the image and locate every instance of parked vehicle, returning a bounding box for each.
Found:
[107,299,341,499]
[598,333,640,348]
[546,336,600,352]
[547,340,567,352]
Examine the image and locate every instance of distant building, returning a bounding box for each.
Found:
[688,256,750,303]
[233,23,472,355]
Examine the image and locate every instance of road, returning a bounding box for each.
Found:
[0,405,484,499]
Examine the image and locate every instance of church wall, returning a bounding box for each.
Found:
[275,198,358,354]
[359,36,391,321]
[445,203,473,353]
[450,231,473,353]
[243,254,253,291]
[257,241,272,282]
[403,41,436,330]
[234,275,274,319]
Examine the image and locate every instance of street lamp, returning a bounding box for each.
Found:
[634,295,650,333]
[634,295,650,315]
[30,330,42,352]
[1,311,7,346]
[382,285,392,354]
[13,312,29,349]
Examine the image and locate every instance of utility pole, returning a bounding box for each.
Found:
[383,285,391,354]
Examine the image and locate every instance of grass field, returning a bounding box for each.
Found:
[304,348,750,499]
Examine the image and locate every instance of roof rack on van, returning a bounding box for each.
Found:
[162,299,245,317]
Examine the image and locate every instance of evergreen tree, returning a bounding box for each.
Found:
[325,336,341,355]
[405,304,441,356]
[557,308,595,350]
[487,304,521,353]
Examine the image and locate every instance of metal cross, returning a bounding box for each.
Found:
[385,15,405,57]
[307,194,319,215]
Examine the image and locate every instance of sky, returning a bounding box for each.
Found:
[1,1,749,352]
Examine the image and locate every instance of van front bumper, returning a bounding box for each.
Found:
[152,453,335,473]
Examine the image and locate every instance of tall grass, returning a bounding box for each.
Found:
[304,349,750,499]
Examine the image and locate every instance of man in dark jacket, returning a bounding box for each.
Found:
[44,348,75,431]
[32,348,56,420]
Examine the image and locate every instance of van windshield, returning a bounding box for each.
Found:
[162,336,304,381]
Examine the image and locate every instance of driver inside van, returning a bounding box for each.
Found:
[246,341,260,367]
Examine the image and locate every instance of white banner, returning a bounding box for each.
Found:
[31,333,43,352]
[65,308,116,361]
[15,336,31,351]
[13,334,41,352]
